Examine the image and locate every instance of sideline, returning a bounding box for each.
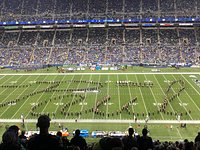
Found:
[0,72,199,76]
[0,119,200,124]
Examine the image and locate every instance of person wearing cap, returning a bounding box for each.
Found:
[27,115,61,150]
[137,128,153,150]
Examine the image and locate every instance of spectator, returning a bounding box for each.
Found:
[70,129,87,150]
[92,137,123,150]
[56,131,68,149]
[27,115,61,150]
[137,128,153,150]
[19,130,27,148]
[122,127,138,150]
[0,125,25,150]
[62,136,70,149]
[195,132,200,143]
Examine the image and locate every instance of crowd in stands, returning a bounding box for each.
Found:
[0,115,200,150]
[0,28,199,66]
[0,0,200,21]
[0,0,199,66]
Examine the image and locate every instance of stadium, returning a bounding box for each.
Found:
[0,0,200,149]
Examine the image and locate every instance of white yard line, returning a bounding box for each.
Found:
[0,75,31,118]
[125,74,135,116]
[181,75,200,111]
[0,76,16,97]
[65,75,84,119]
[0,76,22,104]
[41,76,65,114]
[144,74,164,120]
[11,76,41,119]
[172,74,200,112]
[106,75,110,119]
[54,75,75,114]
[92,75,101,119]
[24,75,52,118]
[135,74,148,114]
[176,128,183,140]
[162,75,193,120]
[79,75,92,119]
[117,75,122,120]
[153,74,176,115]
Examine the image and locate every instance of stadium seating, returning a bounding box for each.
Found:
[0,1,200,150]
[0,0,199,66]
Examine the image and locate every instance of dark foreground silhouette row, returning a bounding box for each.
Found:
[0,115,200,150]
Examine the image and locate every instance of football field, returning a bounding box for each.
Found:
[0,72,199,122]
[0,70,199,141]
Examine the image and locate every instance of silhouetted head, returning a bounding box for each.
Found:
[2,130,18,144]
[75,129,80,136]
[56,131,62,137]
[37,115,51,129]
[21,130,25,136]
[128,127,134,136]
[142,128,148,136]
[8,125,20,136]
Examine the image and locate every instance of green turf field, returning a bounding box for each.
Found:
[0,67,199,142]
[0,72,199,120]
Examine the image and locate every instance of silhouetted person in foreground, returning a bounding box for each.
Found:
[70,129,87,150]
[122,127,138,150]
[92,137,123,150]
[137,128,153,150]
[19,130,27,148]
[0,125,25,150]
[195,132,200,143]
[27,115,61,150]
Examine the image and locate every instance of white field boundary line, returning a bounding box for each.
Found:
[106,75,110,119]
[92,75,101,119]
[11,75,41,119]
[162,75,193,120]
[172,74,200,115]
[181,75,200,109]
[117,75,122,120]
[1,119,200,124]
[24,76,52,118]
[153,74,176,117]
[144,74,164,120]
[54,75,75,115]
[176,128,183,140]
[41,75,63,114]
[65,75,84,119]
[125,74,134,117]
[135,74,148,114]
[0,75,31,118]
[79,75,92,119]
[0,72,200,76]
